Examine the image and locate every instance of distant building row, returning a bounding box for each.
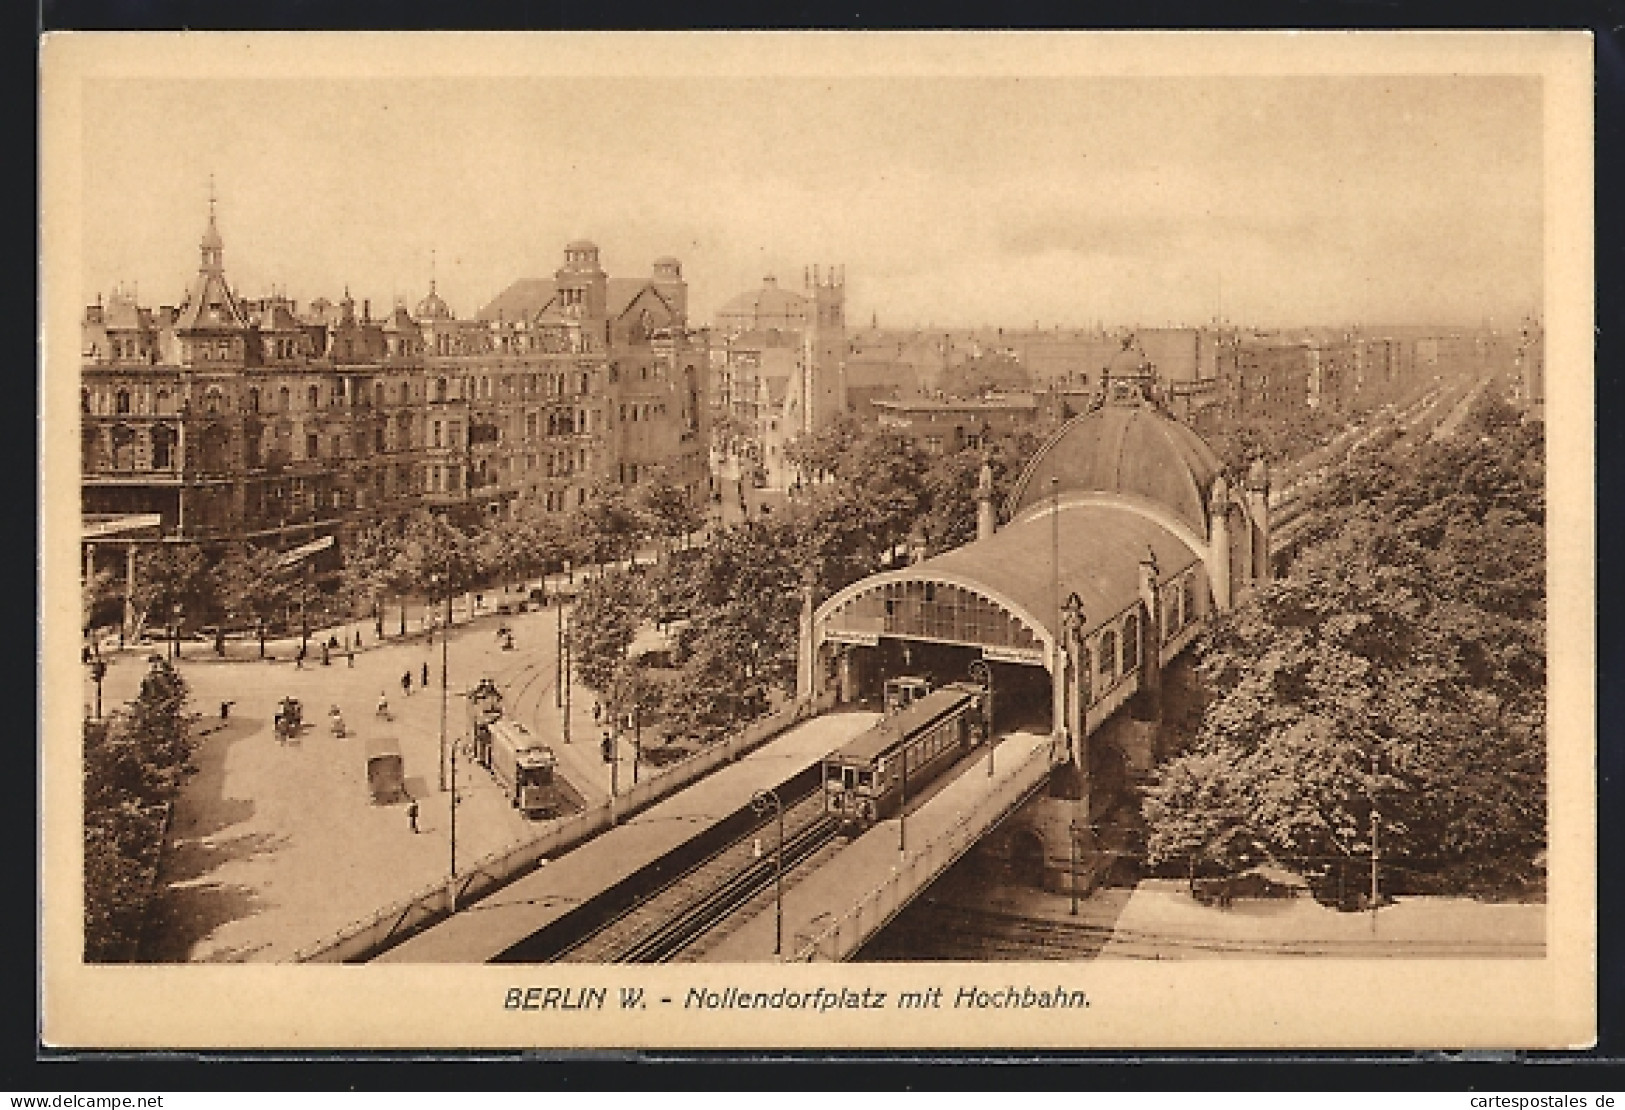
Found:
[708,271,1543,469]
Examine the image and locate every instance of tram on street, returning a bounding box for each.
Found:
[483,719,557,817]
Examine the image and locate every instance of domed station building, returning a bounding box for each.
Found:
[804,336,1272,890]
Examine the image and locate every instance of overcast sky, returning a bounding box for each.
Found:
[79,74,1542,330]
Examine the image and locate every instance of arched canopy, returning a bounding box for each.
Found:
[817,502,1202,669]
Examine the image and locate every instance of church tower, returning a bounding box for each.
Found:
[802,264,847,432]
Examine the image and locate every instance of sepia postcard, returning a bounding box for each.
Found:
[39,31,1595,1051]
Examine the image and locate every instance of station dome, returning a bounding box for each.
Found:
[1006,395,1222,538]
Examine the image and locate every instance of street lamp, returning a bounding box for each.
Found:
[561,612,572,745]
[299,560,312,658]
[1069,819,1080,916]
[632,704,641,786]
[968,657,994,777]
[431,570,451,793]
[87,655,107,721]
[751,788,784,957]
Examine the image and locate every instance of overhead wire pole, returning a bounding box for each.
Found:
[1051,476,1061,745]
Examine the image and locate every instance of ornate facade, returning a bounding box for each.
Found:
[81,209,711,549]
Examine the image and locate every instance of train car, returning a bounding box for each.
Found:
[883,675,933,714]
[485,719,557,817]
[823,680,985,834]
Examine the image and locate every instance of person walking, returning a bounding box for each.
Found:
[376,691,390,718]
[321,643,330,667]
[407,798,420,834]
[401,671,412,697]
[346,647,355,668]
[295,644,306,669]
[421,662,430,688]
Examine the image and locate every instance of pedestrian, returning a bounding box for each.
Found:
[376,691,390,718]
[593,701,602,724]
[346,647,355,668]
[401,670,412,696]
[422,662,430,688]
[407,798,420,834]
[220,700,233,721]
[321,643,331,667]
[356,630,364,648]
[295,644,306,669]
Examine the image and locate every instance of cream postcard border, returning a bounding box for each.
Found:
[38,31,1596,1050]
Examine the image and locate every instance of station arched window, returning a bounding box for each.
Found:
[1122,613,1140,673]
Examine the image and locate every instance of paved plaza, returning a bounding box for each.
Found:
[86,583,643,962]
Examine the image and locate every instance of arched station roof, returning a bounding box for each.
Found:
[817,502,1202,662]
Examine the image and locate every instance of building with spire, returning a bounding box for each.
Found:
[83,213,711,571]
[711,266,848,491]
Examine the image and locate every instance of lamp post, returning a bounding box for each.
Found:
[632,703,641,786]
[299,560,311,658]
[562,612,572,745]
[449,732,461,910]
[898,723,909,856]
[87,655,107,721]
[968,657,994,777]
[751,788,784,957]
[555,592,564,708]
[171,603,183,660]
[432,570,451,793]
[1369,746,1381,932]
[1069,819,1080,916]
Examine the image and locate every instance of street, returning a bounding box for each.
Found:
[87,581,640,962]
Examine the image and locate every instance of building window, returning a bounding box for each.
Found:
[246,387,260,414]
[433,421,443,448]
[307,433,320,459]
[1098,630,1117,682]
[280,386,291,412]
[308,385,320,409]
[115,390,131,415]
[205,388,223,415]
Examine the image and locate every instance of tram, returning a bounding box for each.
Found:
[484,719,557,817]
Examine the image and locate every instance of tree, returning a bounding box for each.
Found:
[341,518,405,637]
[130,545,216,640]
[83,566,123,635]
[571,481,643,569]
[1143,393,1546,902]
[782,413,862,484]
[215,544,295,658]
[916,429,1039,556]
[569,572,644,693]
[637,475,704,553]
[393,511,476,608]
[84,659,195,961]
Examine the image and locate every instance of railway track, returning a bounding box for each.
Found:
[557,792,834,963]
